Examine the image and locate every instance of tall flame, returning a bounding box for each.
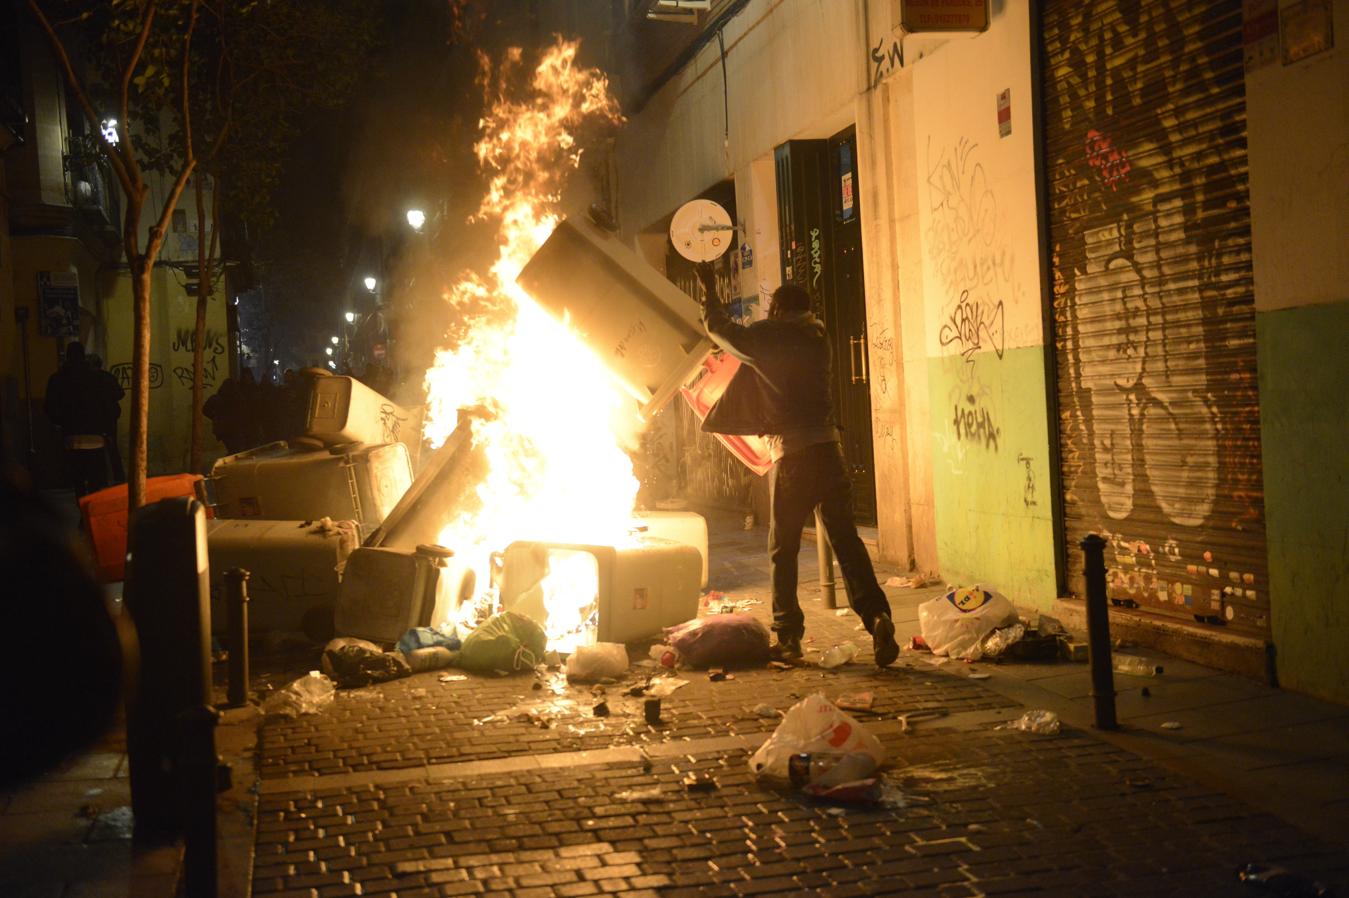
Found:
[422,40,636,643]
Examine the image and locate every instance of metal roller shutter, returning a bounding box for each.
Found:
[1041,0,1269,636]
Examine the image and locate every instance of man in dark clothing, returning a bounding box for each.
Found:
[44,343,119,496]
[696,263,899,667]
[87,354,125,482]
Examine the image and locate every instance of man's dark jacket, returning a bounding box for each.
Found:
[700,296,834,437]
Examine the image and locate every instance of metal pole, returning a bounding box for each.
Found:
[815,506,838,609]
[223,568,250,708]
[1080,533,1117,730]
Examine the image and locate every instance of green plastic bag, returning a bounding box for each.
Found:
[457,610,547,672]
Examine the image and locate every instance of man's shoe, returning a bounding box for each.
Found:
[769,637,803,663]
[872,615,899,667]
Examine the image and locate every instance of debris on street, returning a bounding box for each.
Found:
[645,677,689,698]
[457,611,547,672]
[834,691,874,712]
[565,642,629,682]
[1161,721,1184,730]
[666,612,770,668]
[750,693,886,783]
[918,586,1018,661]
[682,772,718,792]
[998,709,1061,735]
[261,671,336,718]
[819,642,858,669]
[321,638,412,687]
[614,787,666,802]
[885,572,939,589]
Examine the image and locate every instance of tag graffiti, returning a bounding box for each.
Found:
[953,397,1000,451]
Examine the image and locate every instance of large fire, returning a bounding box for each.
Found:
[421,41,639,647]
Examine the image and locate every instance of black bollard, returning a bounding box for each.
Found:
[223,568,251,708]
[814,506,838,609]
[1080,533,1118,730]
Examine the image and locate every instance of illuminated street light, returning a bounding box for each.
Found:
[363,276,377,292]
[330,336,339,345]
[101,118,119,145]
[325,347,334,356]
[327,360,336,370]
[406,209,426,231]
[272,359,279,365]
[345,311,356,323]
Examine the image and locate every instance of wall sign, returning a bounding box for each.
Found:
[1281,0,1334,64]
[37,271,80,338]
[997,89,1012,137]
[901,0,990,32]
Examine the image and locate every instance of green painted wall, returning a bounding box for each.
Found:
[1257,301,1349,705]
[928,346,1057,608]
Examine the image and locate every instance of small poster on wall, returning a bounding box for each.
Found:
[997,89,1012,138]
[37,271,81,338]
[1281,0,1334,64]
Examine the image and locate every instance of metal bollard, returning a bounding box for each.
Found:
[1080,534,1118,730]
[223,568,251,708]
[815,506,838,609]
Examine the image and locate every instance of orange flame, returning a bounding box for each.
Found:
[422,40,635,645]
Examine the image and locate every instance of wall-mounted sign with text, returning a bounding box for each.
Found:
[901,0,990,32]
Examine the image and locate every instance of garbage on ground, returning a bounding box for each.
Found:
[614,787,666,802]
[439,672,468,682]
[708,667,733,681]
[998,709,1061,735]
[321,638,412,687]
[835,691,874,712]
[967,671,991,680]
[666,612,770,669]
[979,623,1025,659]
[1160,720,1183,730]
[648,643,677,668]
[917,586,1019,660]
[644,697,662,724]
[397,624,461,656]
[591,700,610,717]
[789,751,879,789]
[750,693,886,782]
[1113,653,1164,677]
[405,646,457,673]
[646,677,689,698]
[908,635,931,652]
[835,608,851,616]
[457,611,547,672]
[898,708,949,734]
[885,572,938,589]
[751,703,781,718]
[819,642,859,669]
[261,671,336,718]
[682,772,718,791]
[801,778,882,804]
[1235,863,1335,897]
[565,642,630,682]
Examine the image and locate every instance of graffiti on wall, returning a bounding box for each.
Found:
[1045,0,1267,628]
[172,327,228,389]
[110,362,164,390]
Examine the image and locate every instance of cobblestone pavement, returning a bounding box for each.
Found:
[252,514,1349,896]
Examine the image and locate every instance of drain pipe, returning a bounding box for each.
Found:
[223,568,250,708]
[815,507,838,609]
[1080,534,1118,730]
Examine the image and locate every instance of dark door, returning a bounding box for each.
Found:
[774,133,878,524]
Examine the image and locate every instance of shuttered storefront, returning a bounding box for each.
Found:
[1042,0,1270,636]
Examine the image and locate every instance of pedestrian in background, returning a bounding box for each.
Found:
[44,343,120,496]
[87,354,125,482]
[695,262,899,667]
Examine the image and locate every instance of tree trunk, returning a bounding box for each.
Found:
[128,259,153,509]
[190,176,208,473]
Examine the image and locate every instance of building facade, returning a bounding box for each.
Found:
[606,0,1348,704]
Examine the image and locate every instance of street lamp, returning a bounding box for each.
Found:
[406,209,426,231]
[325,347,333,356]
[330,336,339,345]
[345,311,356,323]
[363,276,377,292]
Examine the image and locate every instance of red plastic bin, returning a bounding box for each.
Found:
[79,474,210,583]
[679,353,774,476]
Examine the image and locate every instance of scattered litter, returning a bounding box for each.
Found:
[648,644,677,668]
[87,806,136,842]
[835,608,851,616]
[439,673,468,683]
[751,703,781,718]
[979,623,1025,659]
[262,672,335,718]
[825,806,846,816]
[1141,686,1152,698]
[708,668,734,682]
[666,613,770,669]
[967,671,991,680]
[898,708,949,734]
[998,709,1061,735]
[918,587,1018,661]
[566,643,630,682]
[644,697,662,725]
[768,661,796,671]
[742,514,755,531]
[396,624,461,656]
[789,751,879,789]
[646,677,690,698]
[886,572,938,589]
[591,700,610,718]
[1160,721,1183,730]
[614,787,666,802]
[750,693,885,782]
[1113,654,1164,677]
[683,772,718,792]
[835,691,874,712]
[819,642,858,669]
[907,635,932,652]
[1235,863,1335,896]
[802,778,881,803]
[405,646,456,673]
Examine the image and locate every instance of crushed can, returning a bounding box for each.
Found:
[644,697,662,725]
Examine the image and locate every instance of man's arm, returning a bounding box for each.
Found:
[696,262,764,366]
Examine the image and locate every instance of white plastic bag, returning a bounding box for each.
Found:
[261,671,336,718]
[565,642,629,681]
[749,693,886,781]
[918,586,1018,660]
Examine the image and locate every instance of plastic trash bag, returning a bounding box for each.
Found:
[565,642,629,682]
[666,613,770,669]
[261,671,335,718]
[397,624,461,656]
[979,623,1026,659]
[405,646,457,673]
[917,586,1019,660]
[749,693,886,782]
[321,638,412,687]
[457,611,547,672]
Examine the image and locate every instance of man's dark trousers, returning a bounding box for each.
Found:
[768,441,890,641]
